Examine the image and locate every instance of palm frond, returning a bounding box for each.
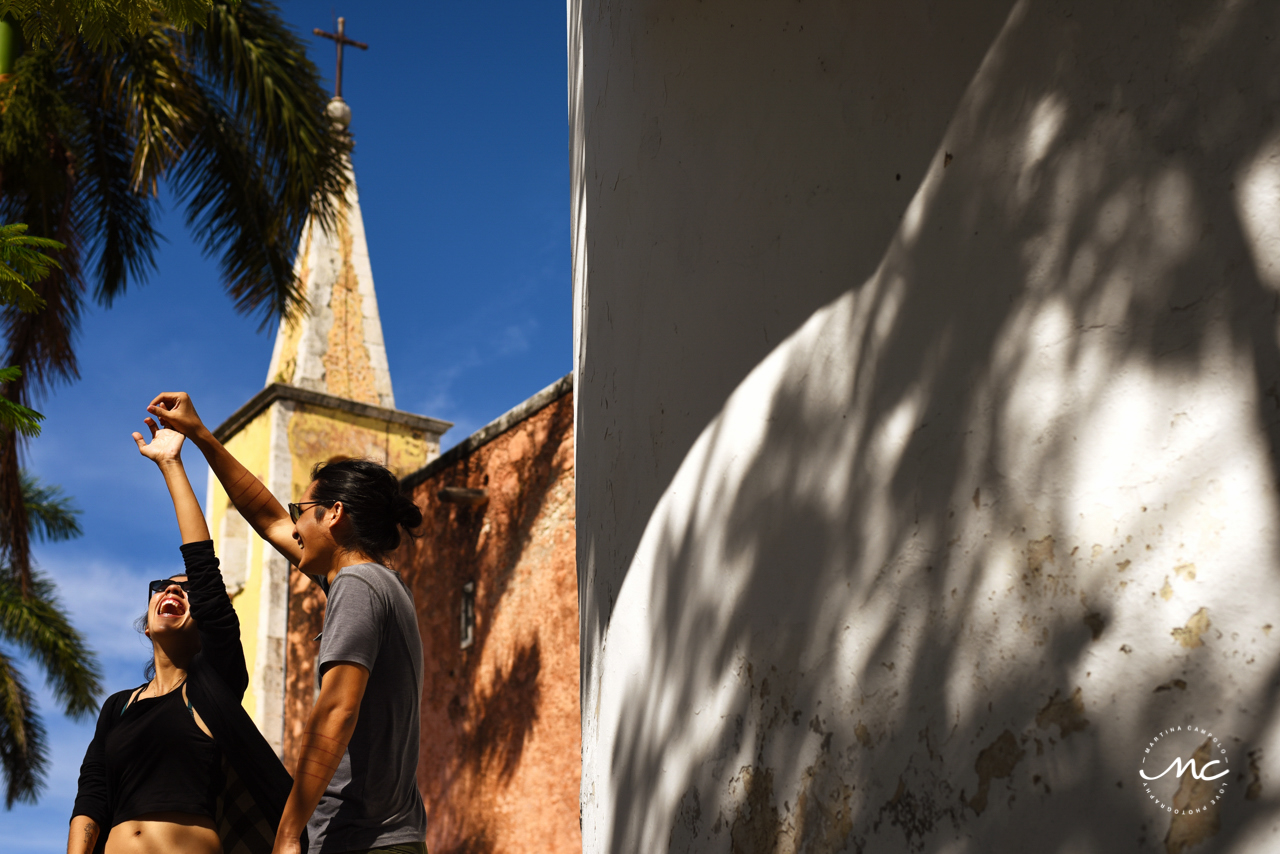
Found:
[0,203,85,405]
[104,22,203,193]
[0,650,47,808]
[0,369,42,437]
[20,471,80,541]
[0,47,87,593]
[6,0,215,51]
[0,223,61,314]
[0,239,84,591]
[63,37,167,305]
[175,93,301,322]
[0,566,101,718]
[0,50,87,398]
[178,0,350,324]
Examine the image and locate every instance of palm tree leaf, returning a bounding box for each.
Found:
[0,567,101,719]
[6,0,215,51]
[0,4,344,585]
[0,650,47,807]
[178,0,350,324]
[66,39,167,306]
[0,49,87,592]
[20,471,81,541]
[174,93,301,323]
[101,22,203,193]
[0,223,62,314]
[0,381,43,438]
[0,236,83,590]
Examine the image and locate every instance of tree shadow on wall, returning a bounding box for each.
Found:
[430,636,545,854]
[467,635,543,783]
[601,1,1280,852]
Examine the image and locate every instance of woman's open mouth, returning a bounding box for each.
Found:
[157,596,186,617]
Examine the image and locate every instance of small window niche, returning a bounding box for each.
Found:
[460,581,476,649]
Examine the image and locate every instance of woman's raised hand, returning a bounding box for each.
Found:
[132,417,184,465]
[147,392,207,437]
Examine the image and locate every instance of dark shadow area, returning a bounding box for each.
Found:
[467,635,542,783]
[587,1,1280,851]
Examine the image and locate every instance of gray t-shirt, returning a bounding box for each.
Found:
[306,563,427,853]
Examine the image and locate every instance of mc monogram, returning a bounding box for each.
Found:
[1139,723,1231,815]
[1139,755,1230,782]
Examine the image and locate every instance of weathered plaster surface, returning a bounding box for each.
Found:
[266,159,396,409]
[395,390,580,854]
[207,406,274,724]
[573,0,1280,850]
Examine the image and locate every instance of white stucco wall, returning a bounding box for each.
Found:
[572,1,1280,851]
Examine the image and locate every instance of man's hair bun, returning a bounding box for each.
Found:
[393,492,424,529]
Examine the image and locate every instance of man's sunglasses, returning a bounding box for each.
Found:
[148,578,190,598]
[288,500,333,523]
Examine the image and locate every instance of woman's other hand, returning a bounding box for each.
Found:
[147,392,207,437]
[132,417,184,465]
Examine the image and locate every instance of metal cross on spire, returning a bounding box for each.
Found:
[313,17,368,99]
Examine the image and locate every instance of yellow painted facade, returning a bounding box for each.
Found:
[206,408,274,722]
[287,405,430,489]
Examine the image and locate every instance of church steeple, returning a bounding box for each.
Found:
[265,105,396,409]
[269,19,384,407]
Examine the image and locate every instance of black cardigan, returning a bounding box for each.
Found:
[71,540,298,853]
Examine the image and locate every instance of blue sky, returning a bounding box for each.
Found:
[4,2,568,847]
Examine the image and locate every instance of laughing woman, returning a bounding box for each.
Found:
[67,419,297,854]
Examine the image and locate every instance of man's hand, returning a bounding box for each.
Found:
[147,392,208,438]
[132,417,184,465]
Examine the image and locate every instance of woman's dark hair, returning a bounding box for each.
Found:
[309,458,423,562]
[134,574,195,681]
[134,612,156,681]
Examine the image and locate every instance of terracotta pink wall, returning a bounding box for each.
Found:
[398,391,579,854]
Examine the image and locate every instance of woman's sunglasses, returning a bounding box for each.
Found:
[288,500,333,523]
[148,579,190,599]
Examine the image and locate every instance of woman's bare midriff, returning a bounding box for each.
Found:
[104,812,221,854]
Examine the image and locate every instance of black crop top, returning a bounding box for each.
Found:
[103,684,222,825]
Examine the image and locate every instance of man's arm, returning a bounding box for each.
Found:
[67,816,99,854]
[272,663,370,854]
[148,392,301,564]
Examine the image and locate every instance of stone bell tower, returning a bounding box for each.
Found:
[205,93,451,758]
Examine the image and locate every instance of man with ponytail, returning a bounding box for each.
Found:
[146,392,429,854]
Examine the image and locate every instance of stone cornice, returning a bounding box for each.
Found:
[213,382,453,443]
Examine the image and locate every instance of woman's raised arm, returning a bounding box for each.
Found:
[132,418,209,544]
[146,392,302,565]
